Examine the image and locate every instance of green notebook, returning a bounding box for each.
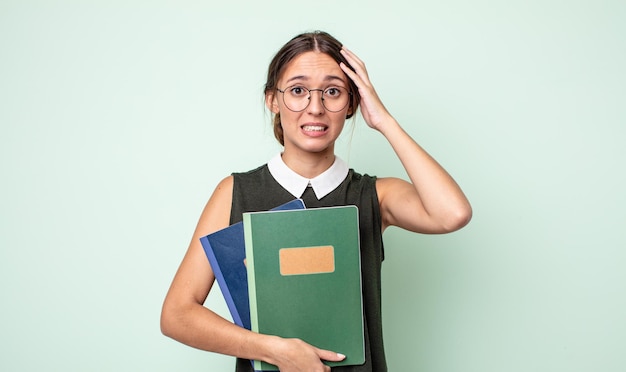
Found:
[243,205,365,371]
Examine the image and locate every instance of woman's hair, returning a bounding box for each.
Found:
[265,30,361,146]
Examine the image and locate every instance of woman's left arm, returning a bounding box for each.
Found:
[340,47,472,234]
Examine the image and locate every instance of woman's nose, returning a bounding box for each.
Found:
[306,90,325,115]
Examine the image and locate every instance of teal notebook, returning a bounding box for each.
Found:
[243,206,365,371]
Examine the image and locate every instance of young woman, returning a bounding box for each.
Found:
[161,31,472,372]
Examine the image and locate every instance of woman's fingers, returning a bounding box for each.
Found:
[316,347,346,363]
[340,47,371,86]
[339,47,392,130]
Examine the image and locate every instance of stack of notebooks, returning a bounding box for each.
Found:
[200,199,365,371]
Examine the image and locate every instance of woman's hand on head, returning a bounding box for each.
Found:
[340,47,394,132]
[268,337,345,372]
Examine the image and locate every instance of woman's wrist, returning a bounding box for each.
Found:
[376,116,402,138]
[247,334,285,366]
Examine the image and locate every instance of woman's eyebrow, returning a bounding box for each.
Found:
[284,75,346,85]
[284,75,308,84]
[324,75,346,83]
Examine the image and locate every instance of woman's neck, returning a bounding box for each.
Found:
[280,148,336,179]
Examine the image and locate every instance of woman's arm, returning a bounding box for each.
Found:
[160,176,261,355]
[374,125,472,233]
[160,176,344,371]
[340,48,472,234]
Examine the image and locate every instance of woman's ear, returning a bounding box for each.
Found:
[346,103,355,118]
[265,91,279,114]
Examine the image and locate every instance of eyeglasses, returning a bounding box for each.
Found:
[276,85,352,112]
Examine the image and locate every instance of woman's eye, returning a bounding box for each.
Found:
[289,86,307,96]
[326,88,341,97]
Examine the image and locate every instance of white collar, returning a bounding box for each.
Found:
[267,153,349,200]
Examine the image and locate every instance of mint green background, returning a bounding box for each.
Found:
[1,1,624,371]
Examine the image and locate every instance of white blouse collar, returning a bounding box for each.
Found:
[267,153,349,200]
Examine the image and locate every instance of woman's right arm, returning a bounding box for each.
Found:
[160,176,344,371]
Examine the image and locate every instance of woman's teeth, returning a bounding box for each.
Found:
[303,125,325,131]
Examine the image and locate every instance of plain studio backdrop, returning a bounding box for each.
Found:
[1,1,624,371]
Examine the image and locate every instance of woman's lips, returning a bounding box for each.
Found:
[301,124,328,137]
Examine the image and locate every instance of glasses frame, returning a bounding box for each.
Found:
[275,85,352,113]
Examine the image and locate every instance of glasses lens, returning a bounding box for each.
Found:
[281,86,350,112]
[282,86,309,112]
[322,87,349,112]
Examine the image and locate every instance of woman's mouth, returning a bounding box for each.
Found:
[302,125,327,132]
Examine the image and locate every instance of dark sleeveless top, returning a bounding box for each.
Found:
[230,164,387,372]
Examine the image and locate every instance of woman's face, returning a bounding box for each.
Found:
[267,51,353,156]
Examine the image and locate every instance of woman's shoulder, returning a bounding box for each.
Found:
[348,168,377,183]
[211,175,235,202]
[230,163,279,204]
[232,163,269,178]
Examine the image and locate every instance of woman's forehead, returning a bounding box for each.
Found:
[280,51,346,84]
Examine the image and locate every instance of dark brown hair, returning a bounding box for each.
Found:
[265,30,361,145]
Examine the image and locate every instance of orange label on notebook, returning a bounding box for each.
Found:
[279,246,335,276]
